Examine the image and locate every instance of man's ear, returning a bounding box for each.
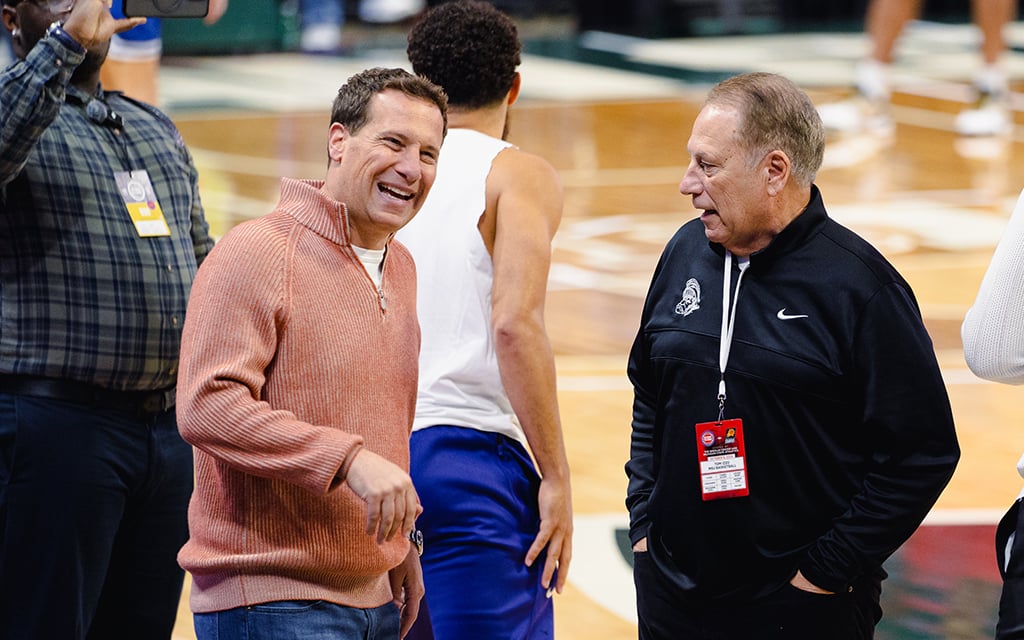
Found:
[327,122,348,163]
[764,150,791,196]
[507,72,521,106]
[2,5,19,39]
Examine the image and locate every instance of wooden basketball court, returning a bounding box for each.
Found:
[160,15,1024,638]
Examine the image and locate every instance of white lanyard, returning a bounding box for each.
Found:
[718,250,750,419]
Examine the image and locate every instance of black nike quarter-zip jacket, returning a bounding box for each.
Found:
[626,185,960,602]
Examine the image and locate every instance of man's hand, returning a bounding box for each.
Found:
[389,545,425,638]
[524,476,573,595]
[345,449,421,544]
[789,570,834,594]
[632,537,648,553]
[203,0,228,25]
[62,0,145,50]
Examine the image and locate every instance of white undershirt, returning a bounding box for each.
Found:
[352,245,385,288]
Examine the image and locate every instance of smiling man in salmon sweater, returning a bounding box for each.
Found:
[175,67,447,640]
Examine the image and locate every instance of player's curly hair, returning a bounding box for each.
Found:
[407,0,521,110]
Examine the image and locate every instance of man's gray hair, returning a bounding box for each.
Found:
[705,72,825,187]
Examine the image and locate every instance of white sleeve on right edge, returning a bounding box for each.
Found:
[962,187,1024,385]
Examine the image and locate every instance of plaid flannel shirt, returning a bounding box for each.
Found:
[0,34,214,391]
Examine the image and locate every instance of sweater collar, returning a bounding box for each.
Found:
[277,177,351,246]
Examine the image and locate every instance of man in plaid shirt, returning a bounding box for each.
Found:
[0,0,214,637]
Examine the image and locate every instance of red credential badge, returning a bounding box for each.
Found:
[694,418,749,501]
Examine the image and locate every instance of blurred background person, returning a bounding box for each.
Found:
[101,0,228,105]
[818,0,1015,137]
[299,0,423,54]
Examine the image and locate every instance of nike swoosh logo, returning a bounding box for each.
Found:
[777,308,809,320]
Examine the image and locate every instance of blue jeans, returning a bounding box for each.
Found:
[194,600,401,639]
[0,393,192,639]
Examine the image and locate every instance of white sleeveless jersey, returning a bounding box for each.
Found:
[396,128,526,446]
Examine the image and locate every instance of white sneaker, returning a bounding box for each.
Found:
[955,91,1012,137]
[817,94,894,137]
[358,0,425,23]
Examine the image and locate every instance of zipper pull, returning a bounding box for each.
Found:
[379,287,386,312]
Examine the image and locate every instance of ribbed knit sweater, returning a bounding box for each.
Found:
[177,177,419,613]
[963,187,1024,489]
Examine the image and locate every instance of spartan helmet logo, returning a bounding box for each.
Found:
[674,278,701,316]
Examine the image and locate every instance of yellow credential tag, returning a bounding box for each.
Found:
[115,170,171,237]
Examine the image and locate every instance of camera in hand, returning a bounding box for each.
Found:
[122,0,209,18]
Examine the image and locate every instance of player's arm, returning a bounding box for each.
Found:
[488,148,573,593]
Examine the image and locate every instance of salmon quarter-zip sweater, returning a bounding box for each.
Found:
[176,177,419,613]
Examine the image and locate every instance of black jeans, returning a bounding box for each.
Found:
[0,393,192,639]
[634,551,881,640]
